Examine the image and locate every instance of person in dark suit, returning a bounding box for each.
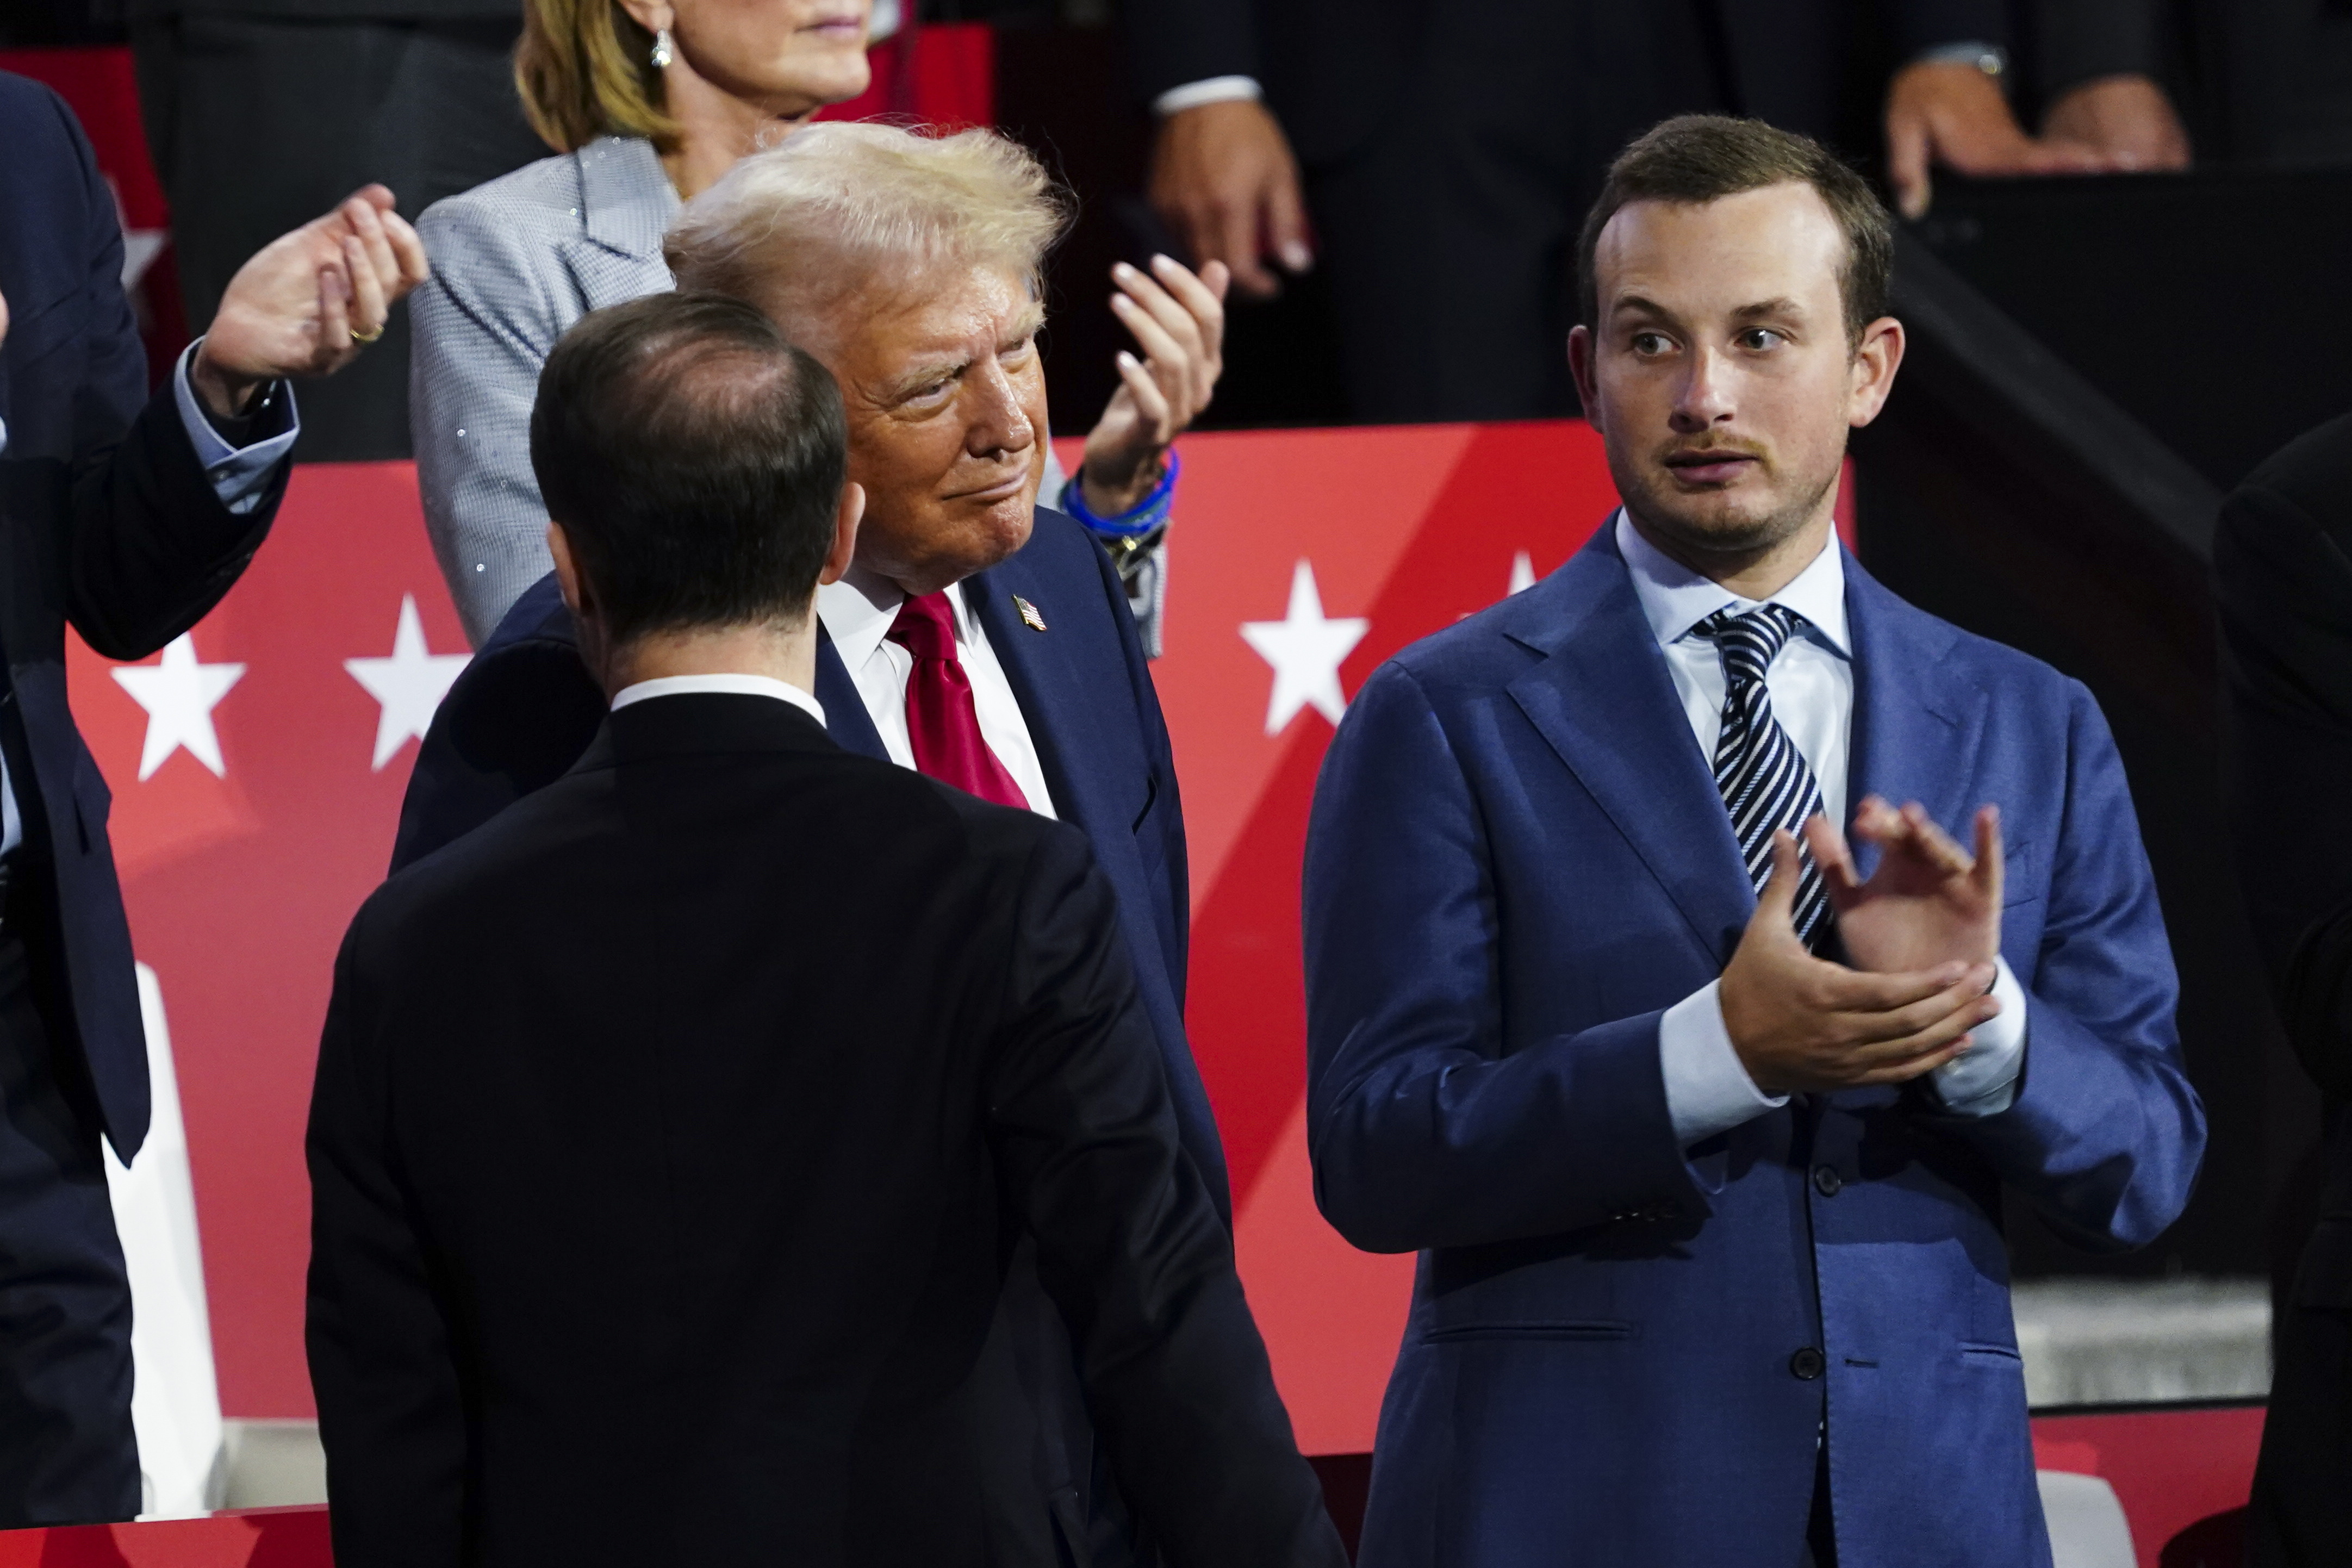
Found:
[1301,117,2204,1566]
[390,121,1212,1567]
[307,290,1343,1568]
[1128,0,2188,425]
[2216,410,2352,1568]
[0,69,425,1525]
[129,0,548,462]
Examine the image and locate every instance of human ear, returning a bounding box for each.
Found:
[1845,316,1906,429]
[819,482,864,586]
[547,521,585,615]
[1568,324,1601,430]
[615,0,674,40]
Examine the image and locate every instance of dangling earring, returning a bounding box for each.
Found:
[650,27,674,69]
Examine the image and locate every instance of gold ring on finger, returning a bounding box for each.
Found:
[349,325,384,345]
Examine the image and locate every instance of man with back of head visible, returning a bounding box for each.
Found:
[1301,116,2205,1567]
[390,128,1230,1565]
[305,291,1343,1568]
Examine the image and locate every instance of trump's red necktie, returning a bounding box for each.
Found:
[886,590,1030,811]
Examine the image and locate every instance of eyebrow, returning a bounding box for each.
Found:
[879,303,1049,402]
[1609,294,1810,323]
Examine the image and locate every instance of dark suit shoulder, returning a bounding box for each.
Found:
[2229,410,2352,543]
[0,69,74,138]
[378,703,1078,939]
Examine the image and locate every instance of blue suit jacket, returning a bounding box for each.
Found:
[391,508,1223,1219]
[0,72,285,1158]
[1302,524,2205,1568]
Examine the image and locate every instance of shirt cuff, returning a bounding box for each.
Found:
[1931,955,2029,1116]
[173,338,300,517]
[1661,980,1789,1148]
[1154,76,1264,117]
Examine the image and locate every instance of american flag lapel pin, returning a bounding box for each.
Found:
[1013,594,1048,632]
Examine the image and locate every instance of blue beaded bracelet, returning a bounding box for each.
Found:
[1059,448,1180,538]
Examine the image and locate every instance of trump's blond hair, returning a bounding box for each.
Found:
[664,122,1072,334]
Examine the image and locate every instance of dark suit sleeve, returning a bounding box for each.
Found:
[1302,661,1706,1254]
[1121,0,1263,104]
[2218,472,2352,1097]
[35,80,284,661]
[1932,681,2205,1250]
[1879,0,2011,56]
[389,630,605,873]
[306,903,467,1568]
[985,825,1343,1568]
[2032,0,2165,96]
[1083,519,1192,1016]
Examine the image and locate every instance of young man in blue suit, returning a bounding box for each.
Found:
[1303,116,2206,1568]
[388,125,1216,1568]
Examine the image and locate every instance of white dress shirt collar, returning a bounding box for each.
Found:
[816,563,983,663]
[1615,509,1851,659]
[609,673,826,728]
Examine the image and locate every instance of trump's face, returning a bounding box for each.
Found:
[798,264,1049,598]
[1570,182,1901,570]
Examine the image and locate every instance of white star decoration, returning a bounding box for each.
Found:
[1509,551,1538,595]
[1241,560,1369,736]
[112,634,245,781]
[345,595,471,770]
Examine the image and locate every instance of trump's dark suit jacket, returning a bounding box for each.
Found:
[308,691,1342,1568]
[0,69,285,1159]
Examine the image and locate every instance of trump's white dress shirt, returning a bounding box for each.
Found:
[814,565,1059,819]
[1614,512,2029,1147]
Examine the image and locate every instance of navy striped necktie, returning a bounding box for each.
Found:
[1695,605,1832,950]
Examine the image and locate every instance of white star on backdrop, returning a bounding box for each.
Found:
[345,595,471,770]
[112,634,245,781]
[1241,560,1369,736]
[1509,551,1537,595]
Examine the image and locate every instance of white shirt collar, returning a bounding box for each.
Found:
[1615,509,1850,658]
[609,673,826,727]
[814,563,975,669]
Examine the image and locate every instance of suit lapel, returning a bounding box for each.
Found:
[965,550,1122,832]
[1504,534,1756,955]
[814,623,888,762]
[1842,556,1985,863]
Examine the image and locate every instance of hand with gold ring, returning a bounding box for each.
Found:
[191,185,429,420]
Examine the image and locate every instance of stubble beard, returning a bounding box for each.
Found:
[1620,451,1842,571]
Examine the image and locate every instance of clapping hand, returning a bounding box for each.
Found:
[190,185,430,419]
[1076,253,1228,519]
[1719,830,1999,1097]
[1807,798,2003,976]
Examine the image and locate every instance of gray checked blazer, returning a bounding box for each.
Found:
[412,134,1093,649]
[412,138,680,645]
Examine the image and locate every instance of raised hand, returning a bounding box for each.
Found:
[1808,798,2003,977]
[191,185,430,418]
[1720,831,1999,1096]
[1712,827,2003,1100]
[1077,253,1228,517]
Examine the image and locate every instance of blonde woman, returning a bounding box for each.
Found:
[413,0,1224,647]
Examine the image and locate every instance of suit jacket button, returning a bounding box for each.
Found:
[1813,1165,1843,1197]
[1789,1347,1826,1380]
